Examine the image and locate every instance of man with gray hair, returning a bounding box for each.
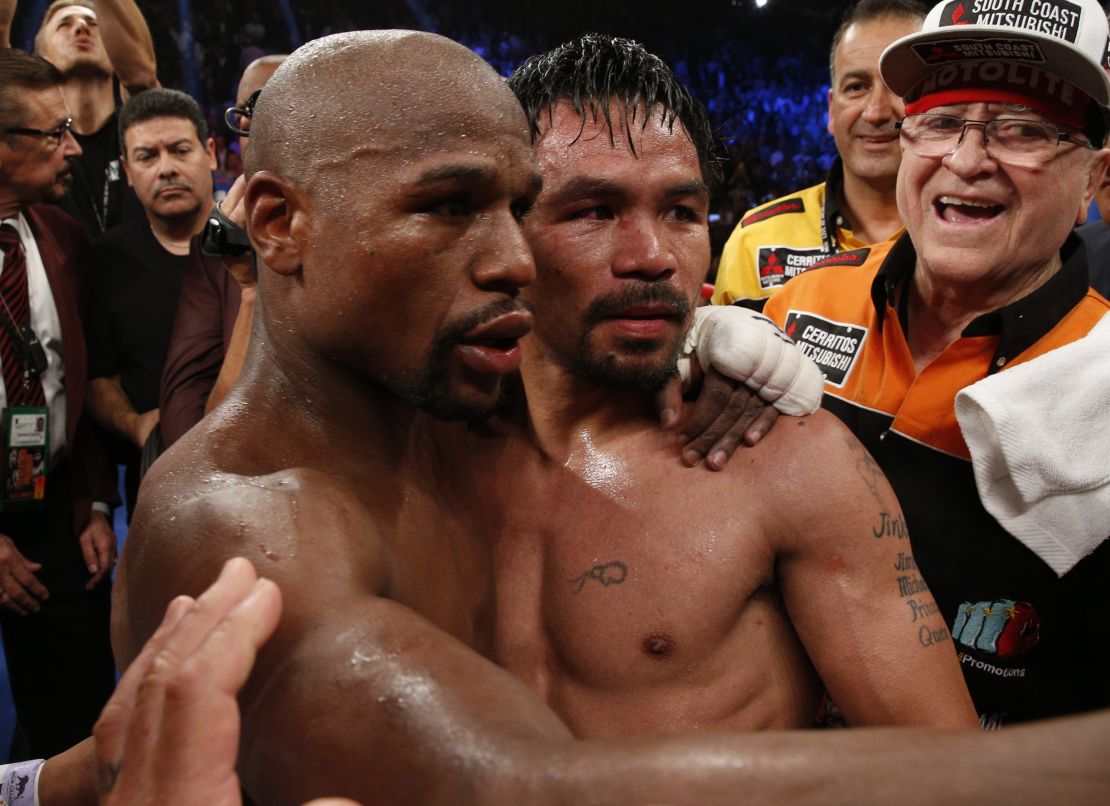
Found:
[0,47,116,763]
[766,0,1110,727]
[0,0,160,236]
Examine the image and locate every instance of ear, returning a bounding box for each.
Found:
[1077,148,1110,226]
[827,87,834,137]
[121,154,134,187]
[205,137,217,172]
[245,170,307,276]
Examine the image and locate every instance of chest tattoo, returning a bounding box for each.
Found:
[570,560,628,594]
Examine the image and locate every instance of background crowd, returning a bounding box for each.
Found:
[8,0,847,248]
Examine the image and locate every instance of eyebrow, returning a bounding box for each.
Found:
[548,175,708,205]
[130,137,194,154]
[838,69,873,85]
[413,164,543,195]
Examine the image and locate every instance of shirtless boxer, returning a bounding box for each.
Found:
[114,31,973,805]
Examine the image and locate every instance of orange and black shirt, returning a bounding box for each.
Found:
[765,233,1110,727]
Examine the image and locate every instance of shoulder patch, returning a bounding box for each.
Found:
[808,247,871,271]
[741,197,805,228]
[783,311,868,387]
[756,246,829,290]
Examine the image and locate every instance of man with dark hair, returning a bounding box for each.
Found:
[158,55,287,448]
[85,87,215,519]
[766,0,1110,727]
[0,47,117,764]
[116,31,974,805]
[713,0,926,307]
[6,0,160,236]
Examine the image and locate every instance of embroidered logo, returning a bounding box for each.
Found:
[952,598,1040,679]
[740,198,805,228]
[808,247,871,271]
[936,0,1082,44]
[783,312,867,387]
[755,247,828,289]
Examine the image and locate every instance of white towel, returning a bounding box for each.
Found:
[955,312,1110,576]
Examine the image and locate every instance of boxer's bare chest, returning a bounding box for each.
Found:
[462,433,822,735]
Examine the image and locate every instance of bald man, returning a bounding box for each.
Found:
[115,32,970,805]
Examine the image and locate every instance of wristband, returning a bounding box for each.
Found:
[0,758,44,806]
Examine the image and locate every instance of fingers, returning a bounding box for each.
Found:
[0,557,49,615]
[95,594,195,776]
[97,558,282,805]
[741,406,780,448]
[679,368,760,467]
[79,530,101,576]
[223,175,248,225]
[653,376,684,430]
[79,523,116,590]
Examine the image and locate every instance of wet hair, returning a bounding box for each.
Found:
[118,88,209,153]
[508,33,724,191]
[829,0,928,78]
[34,0,96,55]
[0,49,65,139]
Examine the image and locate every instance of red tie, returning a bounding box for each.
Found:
[0,224,47,407]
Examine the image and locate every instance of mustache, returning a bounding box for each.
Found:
[582,282,692,327]
[439,296,534,347]
[154,179,192,194]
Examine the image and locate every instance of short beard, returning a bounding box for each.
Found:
[400,298,527,423]
[565,282,691,392]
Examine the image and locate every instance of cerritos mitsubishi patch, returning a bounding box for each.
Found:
[783,311,867,387]
[755,246,828,289]
[936,0,1082,43]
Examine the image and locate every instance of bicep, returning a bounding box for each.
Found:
[774,416,977,728]
[240,594,573,806]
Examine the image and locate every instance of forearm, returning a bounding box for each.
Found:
[94,0,158,92]
[87,376,146,447]
[205,286,254,414]
[516,713,1110,806]
[39,738,98,806]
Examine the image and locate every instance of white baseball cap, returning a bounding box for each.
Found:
[881,0,1110,114]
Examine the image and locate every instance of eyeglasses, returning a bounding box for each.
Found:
[3,117,74,146]
[896,113,1093,168]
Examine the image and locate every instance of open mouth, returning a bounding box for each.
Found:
[455,309,532,375]
[935,194,1005,224]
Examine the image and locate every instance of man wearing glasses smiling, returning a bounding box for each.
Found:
[0,47,118,763]
[765,0,1110,729]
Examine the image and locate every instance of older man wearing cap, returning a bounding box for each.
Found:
[765,0,1110,729]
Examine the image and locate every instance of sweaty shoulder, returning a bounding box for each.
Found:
[116,433,391,665]
[729,409,874,542]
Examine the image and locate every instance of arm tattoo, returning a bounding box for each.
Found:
[843,436,907,540]
[571,561,628,593]
[97,762,121,794]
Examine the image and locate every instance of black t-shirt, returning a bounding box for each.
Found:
[87,217,189,414]
[55,110,144,237]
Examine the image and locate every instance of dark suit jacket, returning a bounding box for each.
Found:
[24,204,118,534]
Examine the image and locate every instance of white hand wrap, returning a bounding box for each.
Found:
[0,759,44,806]
[677,305,825,415]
